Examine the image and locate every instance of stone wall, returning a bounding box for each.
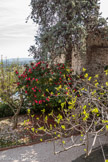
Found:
[54,28,108,76]
[86,29,108,77]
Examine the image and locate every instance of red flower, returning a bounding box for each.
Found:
[39,90,41,92]
[36,79,38,82]
[74,89,77,92]
[46,98,49,101]
[23,75,26,78]
[17,82,20,86]
[29,68,31,72]
[15,70,19,74]
[38,61,41,65]
[35,100,38,103]
[25,91,27,94]
[39,100,42,104]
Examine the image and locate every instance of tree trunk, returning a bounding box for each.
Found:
[12,106,21,129]
[65,48,72,65]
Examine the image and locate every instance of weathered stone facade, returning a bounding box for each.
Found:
[72,28,108,76]
[85,29,108,76]
[54,28,108,76]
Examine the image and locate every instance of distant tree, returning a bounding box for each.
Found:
[28,0,107,63]
[0,56,23,129]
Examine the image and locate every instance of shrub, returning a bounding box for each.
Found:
[16,61,74,112]
[0,103,26,118]
[23,68,108,157]
[0,103,14,118]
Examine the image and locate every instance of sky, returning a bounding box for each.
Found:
[0,0,108,59]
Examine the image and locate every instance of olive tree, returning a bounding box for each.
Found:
[28,0,106,62]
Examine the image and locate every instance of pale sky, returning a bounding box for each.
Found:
[0,0,107,59]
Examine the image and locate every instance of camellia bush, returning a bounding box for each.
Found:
[19,65,108,157]
[16,61,74,112]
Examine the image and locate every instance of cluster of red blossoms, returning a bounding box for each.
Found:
[15,61,75,108]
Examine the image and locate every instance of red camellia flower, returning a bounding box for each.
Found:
[17,82,20,86]
[35,100,38,103]
[39,100,42,104]
[39,90,41,92]
[74,89,77,92]
[46,98,49,101]
[25,91,27,94]
[15,70,19,74]
[23,75,26,78]
[29,69,31,72]
[36,79,38,82]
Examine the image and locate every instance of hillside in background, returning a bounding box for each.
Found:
[0,58,34,66]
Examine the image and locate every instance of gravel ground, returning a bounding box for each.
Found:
[0,135,108,162]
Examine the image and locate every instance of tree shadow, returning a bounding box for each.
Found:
[72,145,108,162]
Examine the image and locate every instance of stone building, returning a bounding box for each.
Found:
[85,29,108,76]
[72,28,108,76]
[56,28,108,76]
